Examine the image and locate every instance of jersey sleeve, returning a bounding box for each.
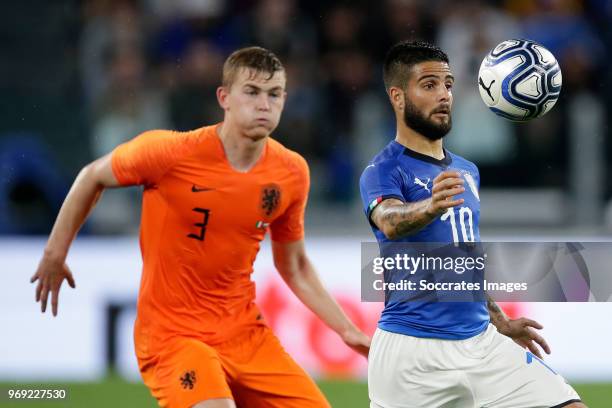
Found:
[269,155,309,243]
[359,161,406,222]
[111,129,199,186]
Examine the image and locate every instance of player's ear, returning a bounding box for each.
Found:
[388,87,404,112]
[217,86,230,110]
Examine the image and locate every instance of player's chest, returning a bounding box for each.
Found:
[405,167,480,242]
[404,168,480,211]
[157,167,291,234]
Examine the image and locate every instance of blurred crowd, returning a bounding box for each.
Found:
[1,0,611,233]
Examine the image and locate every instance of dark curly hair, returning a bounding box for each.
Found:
[383,40,449,91]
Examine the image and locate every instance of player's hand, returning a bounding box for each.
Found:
[30,255,76,317]
[497,317,551,359]
[426,171,465,217]
[342,328,371,358]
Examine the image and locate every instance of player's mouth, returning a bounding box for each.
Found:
[432,107,450,114]
[431,109,450,118]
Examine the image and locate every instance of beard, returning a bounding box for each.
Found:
[403,97,452,141]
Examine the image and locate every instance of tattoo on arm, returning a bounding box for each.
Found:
[487,294,508,326]
[371,199,435,239]
[487,294,502,313]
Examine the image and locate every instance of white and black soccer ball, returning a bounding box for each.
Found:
[478,39,562,121]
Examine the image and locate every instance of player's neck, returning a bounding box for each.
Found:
[217,123,267,172]
[395,126,444,160]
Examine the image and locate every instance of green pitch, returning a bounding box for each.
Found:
[0,378,610,407]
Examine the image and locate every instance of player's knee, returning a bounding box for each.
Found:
[565,402,588,408]
[191,398,236,408]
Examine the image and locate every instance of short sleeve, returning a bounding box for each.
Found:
[270,155,309,243]
[359,162,406,222]
[111,129,199,186]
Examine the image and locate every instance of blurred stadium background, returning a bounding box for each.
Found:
[1,0,612,406]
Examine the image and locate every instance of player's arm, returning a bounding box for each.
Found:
[272,239,370,357]
[487,294,551,359]
[371,170,464,240]
[31,154,123,316]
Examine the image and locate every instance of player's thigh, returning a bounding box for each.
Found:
[368,328,475,408]
[229,326,330,408]
[469,325,581,408]
[140,338,234,408]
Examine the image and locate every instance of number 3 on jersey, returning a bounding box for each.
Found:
[441,207,474,243]
[187,208,211,241]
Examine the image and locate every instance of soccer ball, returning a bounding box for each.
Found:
[477,39,562,121]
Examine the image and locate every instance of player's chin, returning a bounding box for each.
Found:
[246,123,275,140]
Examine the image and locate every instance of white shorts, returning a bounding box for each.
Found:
[368,324,580,408]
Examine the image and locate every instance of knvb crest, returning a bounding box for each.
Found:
[180,370,196,390]
[261,184,281,217]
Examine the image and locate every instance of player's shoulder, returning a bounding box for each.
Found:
[447,149,479,174]
[112,126,211,165]
[175,124,215,147]
[266,137,308,175]
[131,125,209,150]
[373,140,405,165]
[361,141,405,178]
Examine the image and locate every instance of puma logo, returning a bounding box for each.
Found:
[479,77,495,101]
[414,177,430,192]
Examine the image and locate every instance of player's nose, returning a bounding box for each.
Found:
[438,86,451,103]
[256,93,271,110]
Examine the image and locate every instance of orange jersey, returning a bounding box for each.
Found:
[111,124,309,351]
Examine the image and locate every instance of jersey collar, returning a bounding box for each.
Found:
[401,145,452,167]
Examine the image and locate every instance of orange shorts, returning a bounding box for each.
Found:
[138,325,330,408]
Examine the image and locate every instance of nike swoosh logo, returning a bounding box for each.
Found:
[191,185,214,193]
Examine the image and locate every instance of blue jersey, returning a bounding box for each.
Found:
[359,140,489,340]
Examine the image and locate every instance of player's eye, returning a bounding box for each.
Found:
[245,88,258,96]
[445,83,453,90]
[424,83,435,90]
[270,92,281,98]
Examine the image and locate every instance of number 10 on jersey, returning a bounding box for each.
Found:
[441,207,475,243]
